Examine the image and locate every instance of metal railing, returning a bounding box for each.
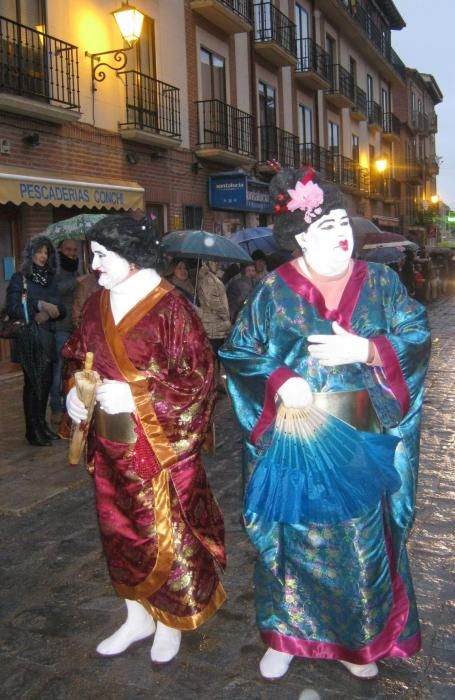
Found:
[296,37,329,81]
[119,71,181,139]
[299,143,369,193]
[406,158,424,182]
[0,15,79,108]
[219,0,254,23]
[382,111,400,137]
[196,99,255,157]
[367,100,382,129]
[384,177,400,201]
[328,64,355,101]
[258,124,299,166]
[253,1,297,57]
[428,113,438,132]
[337,1,406,80]
[352,85,367,115]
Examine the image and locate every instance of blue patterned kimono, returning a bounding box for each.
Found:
[220,259,430,663]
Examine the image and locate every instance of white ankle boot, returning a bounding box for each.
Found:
[338,660,379,679]
[96,599,156,656]
[150,621,182,664]
[259,648,294,679]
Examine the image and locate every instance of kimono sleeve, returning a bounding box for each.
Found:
[363,269,431,426]
[219,281,300,444]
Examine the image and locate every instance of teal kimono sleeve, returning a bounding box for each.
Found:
[219,282,299,445]
[360,270,431,563]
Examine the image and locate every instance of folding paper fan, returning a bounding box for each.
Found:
[245,404,401,525]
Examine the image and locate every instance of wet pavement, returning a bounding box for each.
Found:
[0,297,454,699]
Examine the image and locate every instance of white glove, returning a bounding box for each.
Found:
[277,377,313,409]
[96,379,135,415]
[66,386,88,423]
[308,321,370,366]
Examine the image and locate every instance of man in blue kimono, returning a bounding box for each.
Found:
[220,167,430,681]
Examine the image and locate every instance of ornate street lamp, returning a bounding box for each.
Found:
[86,2,145,89]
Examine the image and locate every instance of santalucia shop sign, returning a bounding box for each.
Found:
[0,167,144,211]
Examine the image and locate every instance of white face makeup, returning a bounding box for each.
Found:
[90,241,132,290]
[295,209,354,276]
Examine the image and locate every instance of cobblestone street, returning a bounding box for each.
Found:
[0,297,454,700]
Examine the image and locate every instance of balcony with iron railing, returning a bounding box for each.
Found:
[253,1,297,67]
[295,37,330,90]
[384,177,401,203]
[425,155,440,175]
[351,85,367,121]
[118,71,181,148]
[0,15,80,122]
[190,0,253,34]
[325,64,355,109]
[369,170,385,199]
[336,1,406,81]
[382,111,400,142]
[405,158,425,184]
[427,113,438,133]
[195,99,256,165]
[257,124,299,170]
[299,143,369,194]
[367,100,382,132]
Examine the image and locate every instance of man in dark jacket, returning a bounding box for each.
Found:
[225,262,256,322]
[50,239,82,422]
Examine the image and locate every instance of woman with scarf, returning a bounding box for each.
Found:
[6,235,66,446]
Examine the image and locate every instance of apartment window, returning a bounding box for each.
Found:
[183,205,203,230]
[258,81,276,127]
[200,47,226,102]
[326,33,336,83]
[369,144,375,165]
[417,97,422,114]
[367,74,373,103]
[381,87,389,115]
[3,0,46,29]
[296,4,310,68]
[352,134,359,163]
[328,121,339,152]
[349,57,357,82]
[136,16,156,77]
[410,91,416,115]
[299,105,313,145]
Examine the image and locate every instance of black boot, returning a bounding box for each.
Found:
[38,368,59,440]
[23,375,51,447]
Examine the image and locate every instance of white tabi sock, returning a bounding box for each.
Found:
[259,647,294,679]
[338,660,379,679]
[96,599,156,656]
[150,621,182,663]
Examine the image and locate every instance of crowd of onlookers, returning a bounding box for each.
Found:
[390,246,455,303]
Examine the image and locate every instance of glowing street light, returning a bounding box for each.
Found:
[375,157,388,173]
[112,2,145,47]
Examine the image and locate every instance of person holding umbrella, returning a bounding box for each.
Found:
[220,167,430,681]
[6,235,66,446]
[64,215,225,665]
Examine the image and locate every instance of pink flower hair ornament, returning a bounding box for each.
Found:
[286,179,324,224]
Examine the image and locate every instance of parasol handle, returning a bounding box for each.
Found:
[84,351,94,372]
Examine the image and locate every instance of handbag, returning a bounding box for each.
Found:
[0,276,28,340]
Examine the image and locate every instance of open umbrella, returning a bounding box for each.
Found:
[351,217,417,257]
[43,214,108,243]
[363,246,406,265]
[162,230,252,264]
[230,227,279,255]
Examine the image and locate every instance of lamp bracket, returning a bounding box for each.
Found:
[85,48,133,89]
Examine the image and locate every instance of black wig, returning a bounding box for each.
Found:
[87,215,162,269]
[270,167,348,251]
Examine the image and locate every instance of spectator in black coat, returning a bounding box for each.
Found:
[6,235,66,446]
